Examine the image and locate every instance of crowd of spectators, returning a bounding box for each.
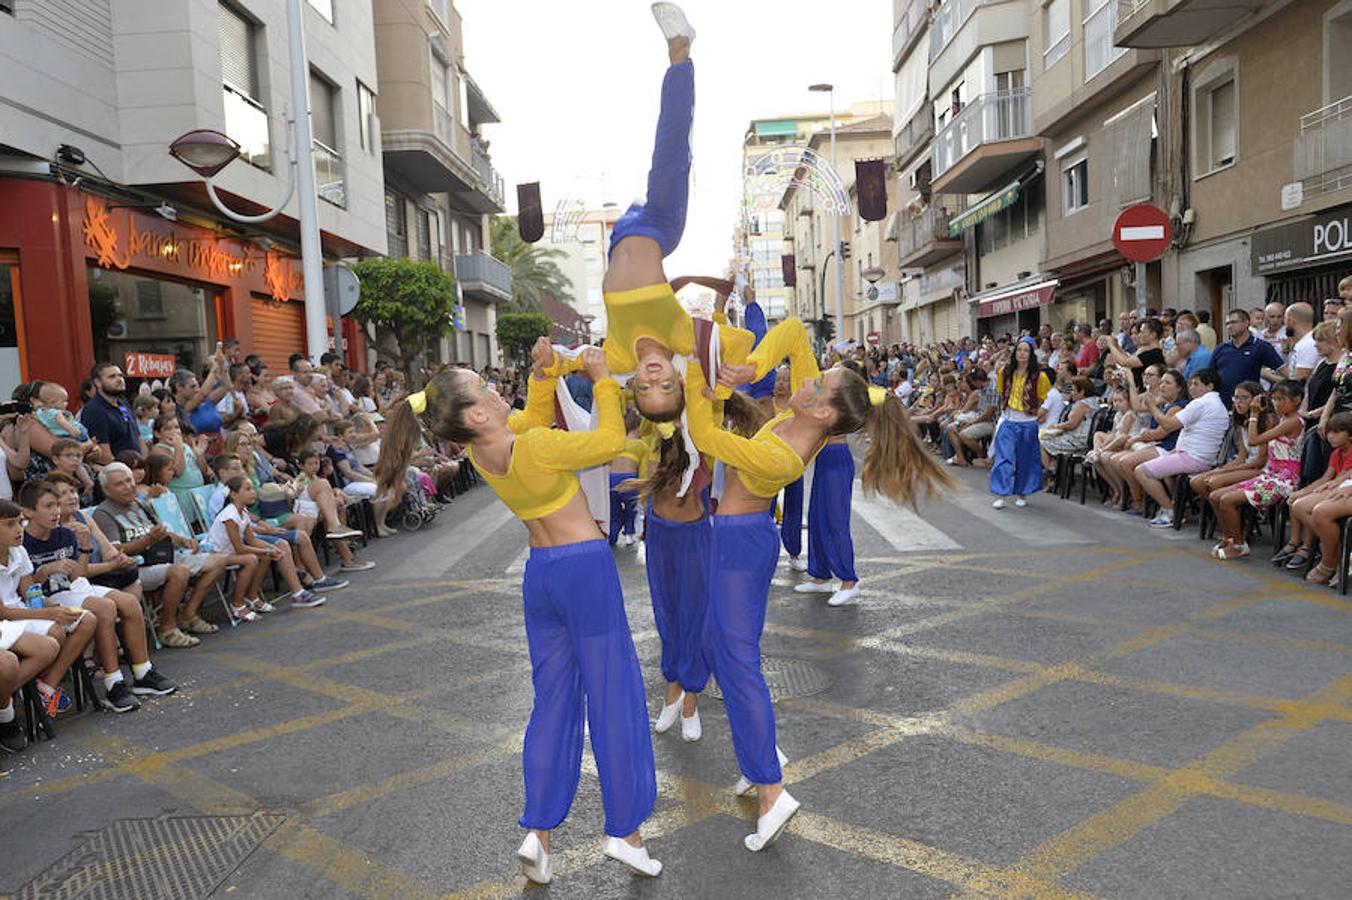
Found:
[0,339,490,755]
[843,274,1352,566]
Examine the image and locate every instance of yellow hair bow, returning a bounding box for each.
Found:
[654,421,676,440]
[867,385,888,407]
[406,390,427,415]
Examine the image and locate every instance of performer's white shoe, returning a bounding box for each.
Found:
[654,692,684,734]
[733,747,789,796]
[828,584,861,607]
[604,837,663,876]
[517,833,552,884]
[787,557,808,572]
[651,2,696,43]
[744,790,801,852]
[793,581,834,594]
[680,709,701,742]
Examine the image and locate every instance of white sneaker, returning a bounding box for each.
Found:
[788,557,808,572]
[827,585,861,607]
[327,527,362,540]
[654,693,683,734]
[650,2,695,43]
[793,581,834,594]
[733,747,789,796]
[603,837,662,876]
[1014,496,1027,508]
[992,498,1006,510]
[744,790,801,852]
[680,710,701,742]
[517,833,552,884]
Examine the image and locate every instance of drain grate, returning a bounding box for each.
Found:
[709,656,832,702]
[18,812,285,900]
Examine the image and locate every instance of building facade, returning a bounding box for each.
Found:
[0,0,388,390]
[540,204,621,335]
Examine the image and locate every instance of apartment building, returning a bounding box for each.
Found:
[0,0,387,390]
[374,0,507,370]
[541,204,621,334]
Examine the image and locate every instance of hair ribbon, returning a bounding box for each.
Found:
[867,385,887,407]
[406,391,427,415]
[655,421,676,440]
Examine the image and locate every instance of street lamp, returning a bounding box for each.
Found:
[167,0,327,363]
[808,82,845,340]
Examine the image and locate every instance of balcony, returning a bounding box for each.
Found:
[312,140,346,209]
[471,141,505,209]
[896,206,964,268]
[222,85,270,171]
[1114,0,1258,49]
[929,0,995,62]
[1296,96,1352,199]
[892,0,929,68]
[455,251,512,304]
[931,88,1041,195]
[894,104,935,168]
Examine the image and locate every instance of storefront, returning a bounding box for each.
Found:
[1252,202,1352,303]
[971,278,1058,338]
[0,177,365,394]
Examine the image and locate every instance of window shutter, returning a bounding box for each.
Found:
[1211,81,1236,167]
[309,72,336,147]
[218,3,257,98]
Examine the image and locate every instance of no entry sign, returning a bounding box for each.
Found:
[1112,204,1172,263]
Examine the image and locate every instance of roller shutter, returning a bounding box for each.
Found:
[249,296,305,373]
[932,298,956,343]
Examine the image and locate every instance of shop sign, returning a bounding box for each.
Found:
[124,352,177,379]
[81,195,299,302]
[977,280,1058,318]
[1252,203,1352,274]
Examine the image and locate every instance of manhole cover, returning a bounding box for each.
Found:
[18,812,285,900]
[709,656,832,702]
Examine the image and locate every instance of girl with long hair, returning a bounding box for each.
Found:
[374,341,660,884]
[684,339,952,852]
[990,337,1050,508]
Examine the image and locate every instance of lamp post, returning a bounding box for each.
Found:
[169,0,327,362]
[809,82,845,341]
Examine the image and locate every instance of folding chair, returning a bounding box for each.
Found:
[150,493,240,628]
[1191,424,1242,535]
[83,506,161,652]
[1056,405,1114,503]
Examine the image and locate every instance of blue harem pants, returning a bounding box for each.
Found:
[989,417,1042,497]
[780,477,804,558]
[645,506,712,692]
[609,61,693,258]
[608,472,638,544]
[806,443,857,583]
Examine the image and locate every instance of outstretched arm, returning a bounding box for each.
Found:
[519,350,626,470]
[683,363,802,484]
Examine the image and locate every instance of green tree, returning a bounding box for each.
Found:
[490,216,576,312]
[496,311,553,366]
[349,257,458,380]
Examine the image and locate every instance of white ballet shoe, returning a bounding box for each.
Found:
[789,557,808,572]
[604,837,663,876]
[827,584,861,607]
[733,747,789,796]
[680,709,701,742]
[744,790,801,852]
[654,692,683,734]
[517,833,552,884]
[651,2,696,43]
[793,581,834,594]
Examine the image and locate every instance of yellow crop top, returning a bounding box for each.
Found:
[616,438,649,467]
[468,377,625,521]
[996,370,1052,413]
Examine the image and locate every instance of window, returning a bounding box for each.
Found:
[430,46,453,145]
[416,209,432,261]
[357,80,376,152]
[1043,0,1070,69]
[218,2,269,169]
[385,191,407,257]
[309,71,345,207]
[306,0,333,23]
[977,179,1043,254]
[1205,79,1236,171]
[1063,155,1089,215]
[427,0,448,24]
[1084,0,1126,80]
[1192,60,1238,177]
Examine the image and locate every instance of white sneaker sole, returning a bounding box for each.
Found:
[517,834,552,884]
[744,792,801,852]
[603,837,662,876]
[650,2,695,42]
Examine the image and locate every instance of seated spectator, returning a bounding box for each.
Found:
[132,394,159,447]
[1085,387,1141,506]
[45,472,141,595]
[245,361,275,427]
[1135,369,1231,528]
[209,476,328,618]
[169,363,227,455]
[79,363,144,463]
[216,363,253,432]
[0,405,31,501]
[326,419,394,537]
[1039,376,1098,474]
[1189,380,1265,507]
[1275,411,1352,572]
[945,369,998,467]
[49,438,95,505]
[0,597,59,752]
[19,479,176,711]
[93,463,228,648]
[289,449,372,572]
[143,451,175,501]
[35,382,91,444]
[153,414,210,516]
[1100,316,1166,390]
[1101,365,1176,514]
[1172,328,1212,379]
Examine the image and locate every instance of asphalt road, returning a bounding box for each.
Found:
[0,461,1348,899]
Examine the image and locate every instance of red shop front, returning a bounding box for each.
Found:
[0,177,365,394]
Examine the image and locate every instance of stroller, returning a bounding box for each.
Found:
[389,467,441,531]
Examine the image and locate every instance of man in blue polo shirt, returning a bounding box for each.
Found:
[1175,329,1212,379]
[78,362,142,463]
[1210,309,1285,406]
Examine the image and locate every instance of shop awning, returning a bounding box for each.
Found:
[947,180,1021,237]
[975,279,1059,318]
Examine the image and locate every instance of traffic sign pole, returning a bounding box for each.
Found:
[1111,204,1172,318]
[1136,261,1147,317]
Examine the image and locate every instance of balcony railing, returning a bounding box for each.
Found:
[932,88,1032,179]
[1084,0,1127,80]
[222,85,270,170]
[892,0,929,66]
[455,251,512,297]
[896,206,955,260]
[1115,0,1151,21]
[1296,95,1352,197]
[312,140,346,208]
[930,0,994,62]
[895,104,935,166]
[433,104,456,150]
[472,141,505,207]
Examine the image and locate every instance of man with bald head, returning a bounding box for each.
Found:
[1259,301,1288,349]
[1285,301,1318,381]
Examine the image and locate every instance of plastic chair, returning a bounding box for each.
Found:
[1055,405,1114,503]
[1188,424,1242,534]
[150,493,239,628]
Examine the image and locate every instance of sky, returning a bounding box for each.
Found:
[456,0,894,280]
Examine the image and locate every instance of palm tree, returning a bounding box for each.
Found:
[490,216,576,312]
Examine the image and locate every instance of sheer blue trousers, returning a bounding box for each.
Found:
[609,61,694,259]
[989,418,1042,497]
[645,507,711,692]
[608,472,638,544]
[806,443,857,583]
[780,477,804,558]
